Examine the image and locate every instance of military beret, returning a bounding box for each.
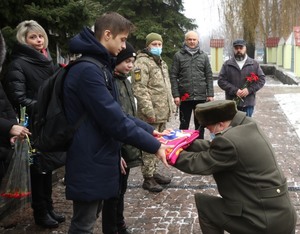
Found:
[195,100,237,126]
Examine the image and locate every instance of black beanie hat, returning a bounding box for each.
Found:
[116,41,136,65]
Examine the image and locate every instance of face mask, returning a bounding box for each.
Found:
[210,124,218,140]
[150,47,162,56]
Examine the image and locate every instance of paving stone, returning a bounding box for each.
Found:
[0,76,300,233]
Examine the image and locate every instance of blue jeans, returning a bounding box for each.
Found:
[237,106,254,117]
[68,200,103,234]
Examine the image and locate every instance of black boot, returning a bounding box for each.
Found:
[48,209,66,223]
[34,213,59,228]
[153,173,171,184]
[142,177,163,192]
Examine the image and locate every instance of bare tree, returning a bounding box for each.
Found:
[242,0,260,58]
[221,0,300,59]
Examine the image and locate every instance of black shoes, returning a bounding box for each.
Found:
[34,210,65,228]
[34,213,59,228]
[153,173,172,184]
[142,174,172,192]
[48,209,66,223]
[142,177,163,192]
[118,224,131,234]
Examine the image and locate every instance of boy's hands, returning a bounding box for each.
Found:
[155,144,174,168]
[153,128,173,137]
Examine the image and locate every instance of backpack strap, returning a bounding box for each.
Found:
[77,56,109,85]
[66,56,108,131]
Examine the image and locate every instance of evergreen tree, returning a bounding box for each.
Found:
[0,0,102,58]
[101,0,197,66]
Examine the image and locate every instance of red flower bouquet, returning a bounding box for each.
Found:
[0,107,32,203]
[234,73,259,105]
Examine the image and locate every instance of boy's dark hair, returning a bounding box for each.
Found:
[94,12,135,40]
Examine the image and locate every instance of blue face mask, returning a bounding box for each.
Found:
[210,124,218,140]
[150,47,162,56]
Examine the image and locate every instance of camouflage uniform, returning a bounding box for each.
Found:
[132,49,174,177]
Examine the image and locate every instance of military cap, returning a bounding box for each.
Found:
[195,100,237,126]
[233,39,246,47]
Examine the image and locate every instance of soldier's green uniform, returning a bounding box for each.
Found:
[132,47,174,191]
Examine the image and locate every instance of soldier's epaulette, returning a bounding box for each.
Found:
[133,68,141,82]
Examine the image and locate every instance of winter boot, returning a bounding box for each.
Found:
[48,209,66,223]
[153,173,172,185]
[142,177,163,192]
[34,212,59,228]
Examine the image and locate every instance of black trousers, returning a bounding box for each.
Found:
[179,100,206,139]
[102,168,130,233]
[30,166,53,215]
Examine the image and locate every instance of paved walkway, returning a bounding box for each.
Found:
[1,76,300,233]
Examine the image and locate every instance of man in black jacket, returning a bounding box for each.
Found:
[170,31,214,139]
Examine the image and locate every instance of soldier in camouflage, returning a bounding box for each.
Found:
[132,33,174,192]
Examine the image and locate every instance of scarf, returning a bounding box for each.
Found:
[184,44,200,55]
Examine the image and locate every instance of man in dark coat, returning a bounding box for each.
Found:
[170,31,214,139]
[158,100,297,234]
[218,39,265,117]
[63,12,169,233]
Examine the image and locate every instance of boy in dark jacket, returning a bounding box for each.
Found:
[63,13,169,233]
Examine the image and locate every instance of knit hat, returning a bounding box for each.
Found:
[195,100,237,126]
[116,41,136,65]
[145,33,163,47]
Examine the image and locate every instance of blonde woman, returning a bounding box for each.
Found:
[5,20,64,228]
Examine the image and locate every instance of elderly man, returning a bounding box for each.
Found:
[170,31,214,139]
[218,39,265,117]
[159,100,297,234]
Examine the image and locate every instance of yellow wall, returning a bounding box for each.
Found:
[283,44,292,70]
[267,47,277,64]
[294,46,300,77]
[210,47,224,73]
[276,45,283,66]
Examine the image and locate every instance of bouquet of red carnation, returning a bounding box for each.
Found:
[0,107,32,204]
[234,73,259,105]
[175,93,190,118]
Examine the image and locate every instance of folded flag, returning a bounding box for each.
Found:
[156,129,199,165]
